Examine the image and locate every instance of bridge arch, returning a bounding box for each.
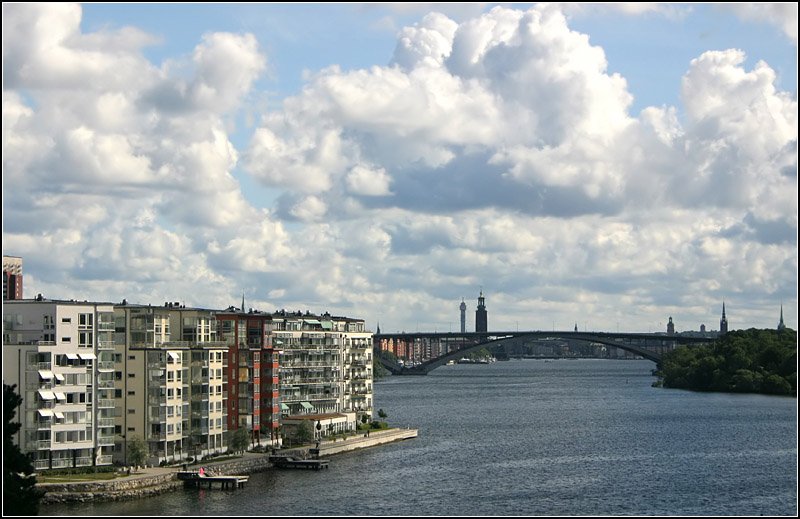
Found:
[375,331,688,375]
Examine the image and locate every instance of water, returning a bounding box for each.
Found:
[41,360,797,516]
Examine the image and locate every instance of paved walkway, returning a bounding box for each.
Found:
[42,428,418,486]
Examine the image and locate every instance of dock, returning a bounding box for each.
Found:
[269,456,330,470]
[177,471,249,489]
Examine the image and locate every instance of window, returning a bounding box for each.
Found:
[61,317,72,323]
[128,409,135,414]
[61,337,71,343]
[127,390,135,396]
[128,373,135,378]
[78,331,93,347]
[79,313,93,328]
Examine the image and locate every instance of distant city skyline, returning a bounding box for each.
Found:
[2,3,797,334]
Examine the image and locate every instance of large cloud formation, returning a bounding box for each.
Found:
[3,3,796,332]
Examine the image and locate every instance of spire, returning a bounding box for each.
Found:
[778,305,786,331]
[242,292,245,312]
[720,301,728,334]
[377,321,381,334]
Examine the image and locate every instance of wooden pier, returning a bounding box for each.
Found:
[269,456,330,470]
[177,471,249,489]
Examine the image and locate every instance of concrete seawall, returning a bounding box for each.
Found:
[40,428,418,504]
[318,427,418,456]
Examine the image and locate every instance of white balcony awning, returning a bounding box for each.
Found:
[167,351,180,360]
[54,373,65,381]
[78,352,96,360]
[38,390,56,400]
[54,392,67,401]
[38,370,54,380]
[38,409,54,417]
[54,412,65,420]
[65,353,79,360]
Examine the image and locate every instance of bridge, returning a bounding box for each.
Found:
[373,330,717,375]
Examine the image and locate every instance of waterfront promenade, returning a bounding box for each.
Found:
[39,428,418,504]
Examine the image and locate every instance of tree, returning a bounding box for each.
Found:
[127,435,148,468]
[295,421,313,445]
[377,409,388,421]
[229,428,250,455]
[4,384,43,515]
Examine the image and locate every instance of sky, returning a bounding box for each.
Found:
[2,3,797,335]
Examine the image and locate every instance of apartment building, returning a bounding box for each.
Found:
[215,309,280,447]
[267,311,373,434]
[3,297,116,470]
[113,302,228,466]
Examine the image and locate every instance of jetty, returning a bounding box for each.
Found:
[177,471,250,489]
[269,455,330,470]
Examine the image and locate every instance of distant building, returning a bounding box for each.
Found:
[778,305,786,331]
[720,302,728,334]
[667,317,675,335]
[700,324,706,333]
[460,299,467,334]
[475,291,487,333]
[3,255,23,300]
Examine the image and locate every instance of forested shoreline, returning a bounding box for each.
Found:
[654,328,797,396]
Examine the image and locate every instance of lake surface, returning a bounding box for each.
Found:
[41,359,797,516]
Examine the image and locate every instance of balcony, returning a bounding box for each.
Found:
[97,340,115,351]
[97,435,115,446]
[97,418,116,428]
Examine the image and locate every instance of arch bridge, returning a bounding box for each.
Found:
[374,330,716,375]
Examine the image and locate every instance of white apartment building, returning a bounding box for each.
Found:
[3,297,116,470]
[267,311,373,433]
[113,302,228,466]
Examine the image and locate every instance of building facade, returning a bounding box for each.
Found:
[267,311,373,433]
[3,298,116,470]
[215,309,280,447]
[113,302,228,466]
[3,255,23,300]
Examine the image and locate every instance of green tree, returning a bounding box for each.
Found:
[127,435,148,468]
[4,384,43,515]
[229,427,250,455]
[295,421,313,445]
[377,408,388,421]
[658,328,797,396]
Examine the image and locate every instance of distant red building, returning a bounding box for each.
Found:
[3,255,23,300]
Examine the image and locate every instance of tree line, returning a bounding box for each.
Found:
[654,328,796,396]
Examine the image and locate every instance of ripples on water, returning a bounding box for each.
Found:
[42,360,797,516]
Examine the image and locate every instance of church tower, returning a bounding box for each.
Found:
[460,299,467,333]
[720,302,728,334]
[778,305,786,331]
[475,290,487,333]
[667,317,675,335]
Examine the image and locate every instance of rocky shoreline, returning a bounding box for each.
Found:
[39,428,417,504]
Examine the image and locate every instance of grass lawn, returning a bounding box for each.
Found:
[37,472,123,483]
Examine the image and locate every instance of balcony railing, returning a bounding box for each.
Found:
[97,435,115,446]
[97,418,115,428]
[97,340,115,350]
